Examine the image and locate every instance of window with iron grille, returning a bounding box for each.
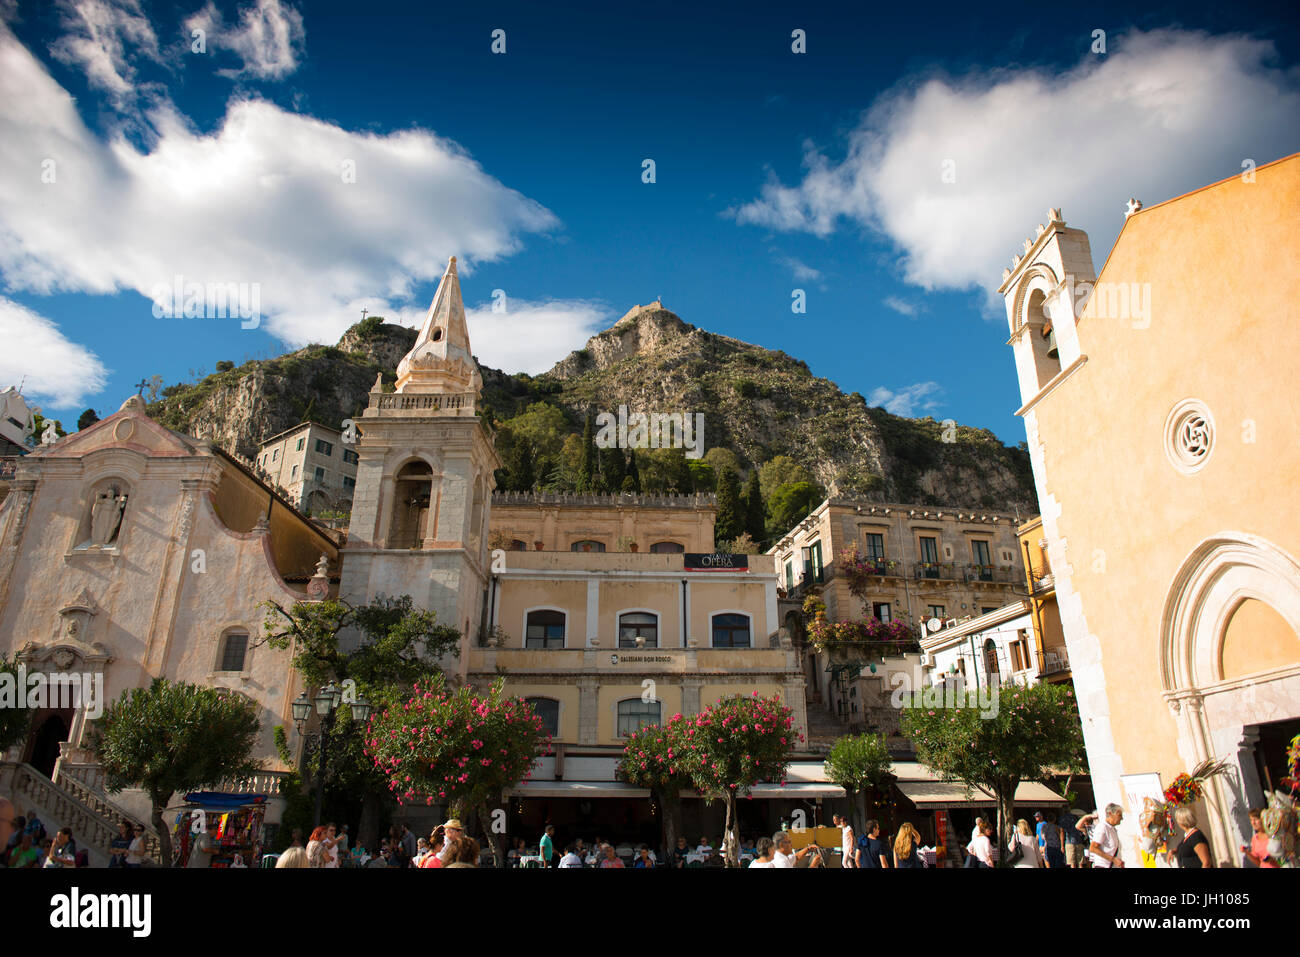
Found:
[617,699,661,737]
[220,631,248,672]
[315,439,333,456]
[525,698,560,737]
[342,449,358,464]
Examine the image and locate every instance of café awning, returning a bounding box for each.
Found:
[896,781,995,809]
[506,781,650,799]
[745,782,845,799]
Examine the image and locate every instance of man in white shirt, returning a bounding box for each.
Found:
[771,831,815,868]
[835,814,856,868]
[559,844,583,868]
[1089,804,1125,868]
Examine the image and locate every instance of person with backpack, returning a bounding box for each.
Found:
[855,819,889,868]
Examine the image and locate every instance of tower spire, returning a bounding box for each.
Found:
[395,256,481,395]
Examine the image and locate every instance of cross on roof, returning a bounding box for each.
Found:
[134,379,148,396]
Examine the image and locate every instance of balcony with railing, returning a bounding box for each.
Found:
[367,391,477,416]
[1039,644,1070,677]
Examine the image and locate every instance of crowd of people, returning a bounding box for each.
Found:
[4,794,1283,869]
[0,805,124,869]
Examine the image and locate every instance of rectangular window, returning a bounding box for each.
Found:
[865,533,885,560]
[525,611,566,649]
[295,437,305,451]
[220,632,248,672]
[872,602,891,623]
[272,448,279,462]
[314,467,325,483]
[972,540,991,565]
[919,537,939,563]
[711,614,751,648]
[811,541,823,582]
[315,439,333,456]
[927,604,945,620]
[784,561,793,591]
[342,449,358,465]
[342,476,356,489]
[290,465,298,480]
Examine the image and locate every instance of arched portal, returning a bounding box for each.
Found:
[1159,532,1300,864]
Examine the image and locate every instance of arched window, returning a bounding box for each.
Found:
[390,460,433,549]
[525,610,566,649]
[618,612,658,649]
[711,613,751,648]
[525,697,560,738]
[218,630,249,672]
[983,638,1000,683]
[650,541,684,554]
[617,699,661,737]
[571,540,606,552]
[510,539,527,552]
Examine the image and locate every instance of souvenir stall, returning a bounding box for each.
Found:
[174,792,268,868]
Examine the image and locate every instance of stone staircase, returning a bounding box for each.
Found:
[0,762,162,867]
[802,705,847,754]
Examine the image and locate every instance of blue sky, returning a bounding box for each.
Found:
[1,0,1298,444]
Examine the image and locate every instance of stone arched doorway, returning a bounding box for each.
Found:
[1160,531,1300,864]
[25,711,72,778]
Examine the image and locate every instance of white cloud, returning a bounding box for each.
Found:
[0,296,108,407]
[185,0,305,80]
[772,251,821,281]
[733,30,1300,297]
[0,22,559,347]
[48,0,161,105]
[882,295,919,317]
[868,381,942,416]
[466,299,608,374]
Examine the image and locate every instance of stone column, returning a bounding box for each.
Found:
[681,676,702,717]
[577,677,600,745]
[0,479,37,610]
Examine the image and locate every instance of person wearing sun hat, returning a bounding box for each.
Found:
[438,818,464,864]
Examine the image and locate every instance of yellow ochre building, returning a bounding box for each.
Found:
[1000,153,1300,866]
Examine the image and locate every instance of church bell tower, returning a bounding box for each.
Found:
[339,257,500,670]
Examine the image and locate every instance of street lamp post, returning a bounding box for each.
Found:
[293,683,372,829]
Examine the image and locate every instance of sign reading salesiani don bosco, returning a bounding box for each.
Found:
[684,553,749,571]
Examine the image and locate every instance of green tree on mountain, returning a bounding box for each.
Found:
[742,471,765,544]
[580,409,597,493]
[626,449,642,492]
[714,465,744,546]
[767,481,823,539]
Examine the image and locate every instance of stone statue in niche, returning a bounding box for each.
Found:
[89,485,128,546]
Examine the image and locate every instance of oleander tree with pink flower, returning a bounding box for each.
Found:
[364,676,550,868]
[677,693,799,867]
[616,718,695,858]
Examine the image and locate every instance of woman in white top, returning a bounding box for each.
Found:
[1009,819,1044,868]
[966,822,994,868]
[125,825,147,867]
[748,837,775,868]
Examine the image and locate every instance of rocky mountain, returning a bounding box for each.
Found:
[145,306,1036,512]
